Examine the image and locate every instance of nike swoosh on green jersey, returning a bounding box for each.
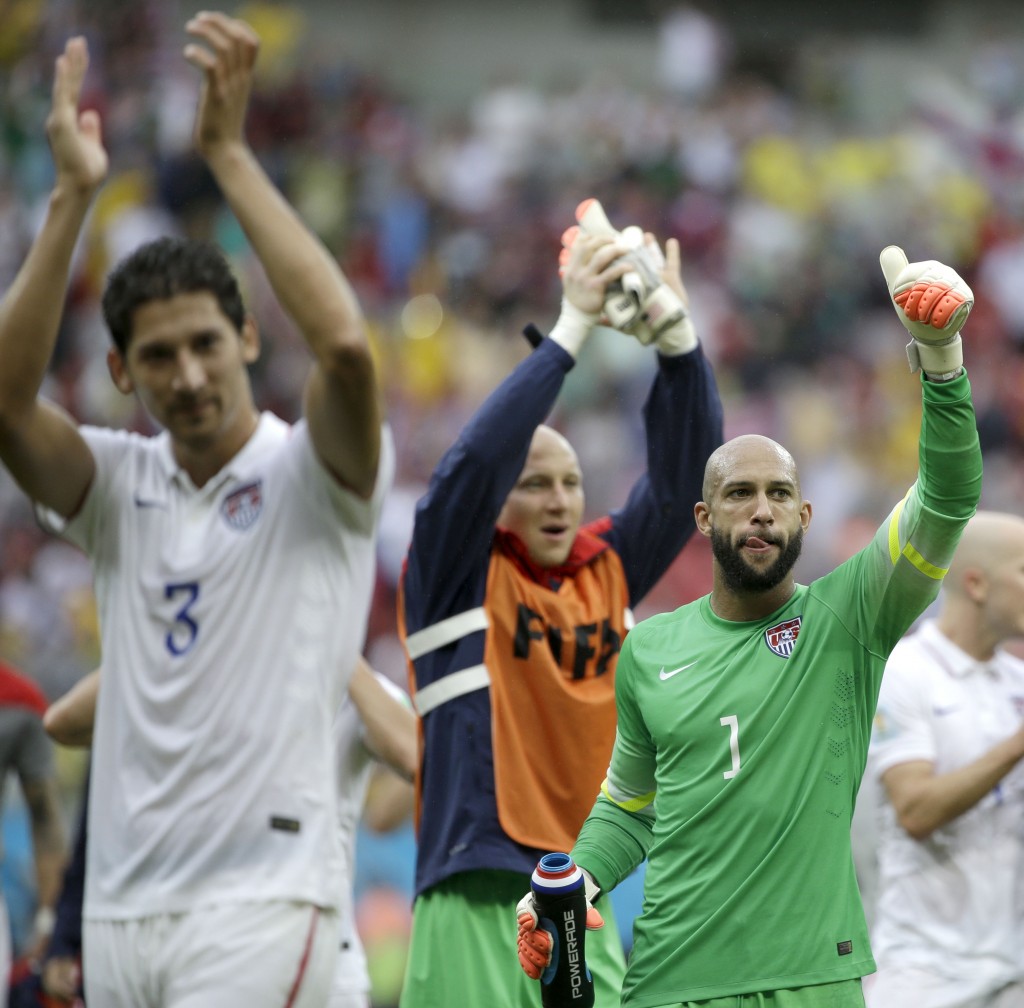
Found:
[659,661,697,680]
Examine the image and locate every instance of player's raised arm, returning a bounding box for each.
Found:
[184,12,381,497]
[0,37,103,516]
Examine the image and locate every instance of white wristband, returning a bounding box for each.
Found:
[656,318,699,356]
[906,334,962,377]
[34,905,56,938]
[547,299,599,359]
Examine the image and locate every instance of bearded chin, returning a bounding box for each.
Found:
[710,526,804,593]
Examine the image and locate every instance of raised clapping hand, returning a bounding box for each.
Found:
[184,11,260,161]
[562,199,696,354]
[560,230,634,318]
[47,38,108,197]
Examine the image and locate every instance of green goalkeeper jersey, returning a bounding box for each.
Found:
[572,373,981,1006]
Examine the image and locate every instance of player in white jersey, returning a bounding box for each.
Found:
[867,512,1024,1008]
[40,657,416,1007]
[331,658,416,1008]
[0,12,389,1008]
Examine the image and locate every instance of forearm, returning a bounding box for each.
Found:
[204,142,366,361]
[43,668,99,747]
[362,768,415,832]
[571,796,651,896]
[33,845,67,911]
[31,811,67,909]
[896,734,1024,839]
[613,348,723,600]
[409,338,573,592]
[916,371,981,518]
[24,777,67,909]
[0,185,93,417]
[348,660,417,781]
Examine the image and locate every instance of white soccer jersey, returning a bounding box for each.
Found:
[868,619,1024,1002]
[330,670,408,1003]
[42,413,394,920]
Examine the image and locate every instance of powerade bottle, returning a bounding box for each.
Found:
[530,852,595,1008]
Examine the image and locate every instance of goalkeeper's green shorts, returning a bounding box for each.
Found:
[676,979,865,1007]
[398,867,626,1008]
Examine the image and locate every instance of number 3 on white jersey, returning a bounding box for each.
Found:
[166,581,200,656]
[719,714,741,779]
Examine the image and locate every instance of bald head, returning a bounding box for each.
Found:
[496,423,585,569]
[530,424,577,464]
[937,510,1024,656]
[702,435,800,503]
[945,511,1024,599]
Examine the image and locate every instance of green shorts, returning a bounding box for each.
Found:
[399,868,626,1008]
[674,979,865,1008]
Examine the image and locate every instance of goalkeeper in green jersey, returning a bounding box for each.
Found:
[516,246,982,1007]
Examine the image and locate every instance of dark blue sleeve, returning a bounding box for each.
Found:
[602,346,723,607]
[403,338,574,632]
[44,769,87,961]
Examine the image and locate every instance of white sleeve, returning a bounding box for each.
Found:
[869,640,937,779]
[290,420,396,538]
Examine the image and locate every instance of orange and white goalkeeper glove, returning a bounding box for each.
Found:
[515,868,604,981]
[880,245,973,381]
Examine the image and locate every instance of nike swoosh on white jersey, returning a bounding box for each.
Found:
[659,661,697,680]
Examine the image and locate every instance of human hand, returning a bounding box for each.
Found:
[542,226,631,359]
[567,199,695,352]
[184,12,260,161]
[560,228,633,317]
[880,245,973,380]
[635,234,698,354]
[46,38,108,197]
[569,198,655,331]
[515,874,604,981]
[41,954,81,1002]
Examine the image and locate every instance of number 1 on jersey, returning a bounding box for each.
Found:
[719,714,741,779]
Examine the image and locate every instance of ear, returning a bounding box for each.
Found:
[240,315,260,364]
[801,500,813,532]
[963,568,987,605]
[694,501,712,538]
[107,347,133,395]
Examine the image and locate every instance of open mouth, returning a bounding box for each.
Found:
[541,523,569,539]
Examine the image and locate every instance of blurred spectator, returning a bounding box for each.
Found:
[0,662,66,1006]
[657,2,731,102]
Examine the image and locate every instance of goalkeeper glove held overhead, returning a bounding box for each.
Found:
[880,245,973,381]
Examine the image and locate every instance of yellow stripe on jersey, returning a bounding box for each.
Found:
[900,541,947,580]
[601,778,655,814]
[887,494,907,566]
[887,491,948,581]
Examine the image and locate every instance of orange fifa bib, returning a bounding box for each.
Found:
[485,549,628,854]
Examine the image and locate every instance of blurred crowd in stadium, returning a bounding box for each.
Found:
[2,0,1024,1002]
